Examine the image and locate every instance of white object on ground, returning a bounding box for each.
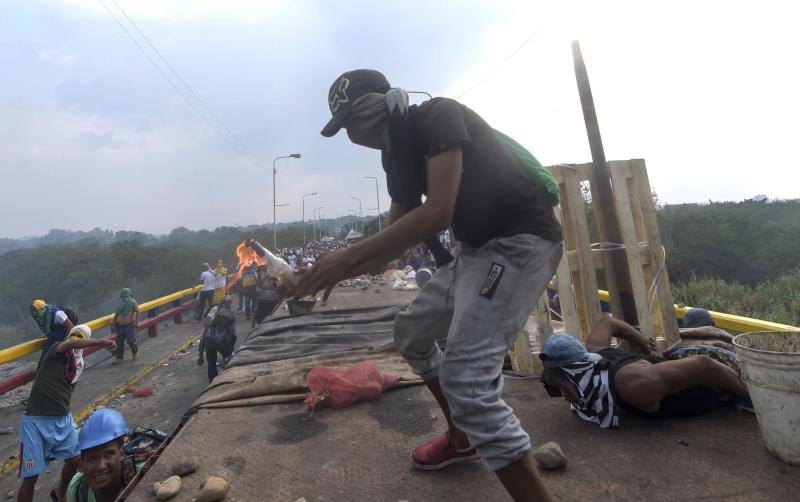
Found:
[734,331,800,465]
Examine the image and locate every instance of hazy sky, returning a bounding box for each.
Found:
[1,0,797,238]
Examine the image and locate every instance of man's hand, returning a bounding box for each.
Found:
[292,148,462,300]
[105,339,117,352]
[197,357,204,366]
[292,248,355,299]
[646,336,658,355]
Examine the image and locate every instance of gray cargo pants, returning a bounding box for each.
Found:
[393,233,562,470]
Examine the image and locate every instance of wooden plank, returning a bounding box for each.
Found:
[559,175,590,339]
[563,166,602,340]
[545,162,594,184]
[609,161,656,343]
[630,159,680,344]
[530,292,553,374]
[553,208,579,336]
[626,168,666,341]
[510,328,536,375]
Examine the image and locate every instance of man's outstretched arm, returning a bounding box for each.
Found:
[585,315,653,354]
[293,148,463,298]
[56,338,116,353]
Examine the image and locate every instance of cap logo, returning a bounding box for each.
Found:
[329,77,350,113]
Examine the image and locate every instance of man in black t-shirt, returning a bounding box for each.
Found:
[295,69,562,501]
[18,325,116,502]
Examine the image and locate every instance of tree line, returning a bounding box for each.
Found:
[1,199,798,345]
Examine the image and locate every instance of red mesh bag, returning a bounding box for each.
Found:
[304,361,400,411]
[126,385,153,398]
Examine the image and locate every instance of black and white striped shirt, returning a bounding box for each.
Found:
[560,361,619,429]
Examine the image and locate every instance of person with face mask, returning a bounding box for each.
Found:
[294,69,564,501]
[66,409,135,502]
[111,288,139,364]
[29,299,74,357]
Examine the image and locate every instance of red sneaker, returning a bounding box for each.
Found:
[411,433,480,470]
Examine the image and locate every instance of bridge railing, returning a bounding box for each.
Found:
[0,285,203,395]
[596,289,799,333]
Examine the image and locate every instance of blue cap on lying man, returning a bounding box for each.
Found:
[539,334,602,368]
[683,308,715,328]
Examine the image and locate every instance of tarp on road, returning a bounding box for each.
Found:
[192,304,421,410]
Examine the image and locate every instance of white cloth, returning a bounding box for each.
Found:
[200,270,216,291]
[54,310,68,324]
[67,324,92,384]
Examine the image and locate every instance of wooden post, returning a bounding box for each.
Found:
[147,308,158,337]
[571,41,639,326]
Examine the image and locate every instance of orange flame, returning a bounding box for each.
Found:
[226,241,268,292]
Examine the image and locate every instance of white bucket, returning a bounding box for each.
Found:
[733,331,800,465]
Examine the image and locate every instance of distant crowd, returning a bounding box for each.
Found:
[278,238,351,271]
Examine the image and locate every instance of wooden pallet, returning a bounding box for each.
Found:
[509,158,679,374]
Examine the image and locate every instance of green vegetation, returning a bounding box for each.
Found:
[672,268,800,327]
[0,224,324,344]
[658,200,800,286]
[662,200,800,328]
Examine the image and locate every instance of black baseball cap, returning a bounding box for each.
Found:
[321,69,391,137]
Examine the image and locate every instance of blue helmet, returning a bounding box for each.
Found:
[78,408,128,452]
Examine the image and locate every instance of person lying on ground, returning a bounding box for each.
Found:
[197,295,237,383]
[674,307,734,347]
[17,325,116,502]
[539,316,749,429]
[111,288,139,364]
[67,409,135,502]
[294,69,564,502]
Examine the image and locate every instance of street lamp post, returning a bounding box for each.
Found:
[313,206,323,241]
[350,196,362,232]
[364,176,381,231]
[348,209,358,232]
[317,211,326,238]
[272,153,301,251]
[302,192,318,244]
